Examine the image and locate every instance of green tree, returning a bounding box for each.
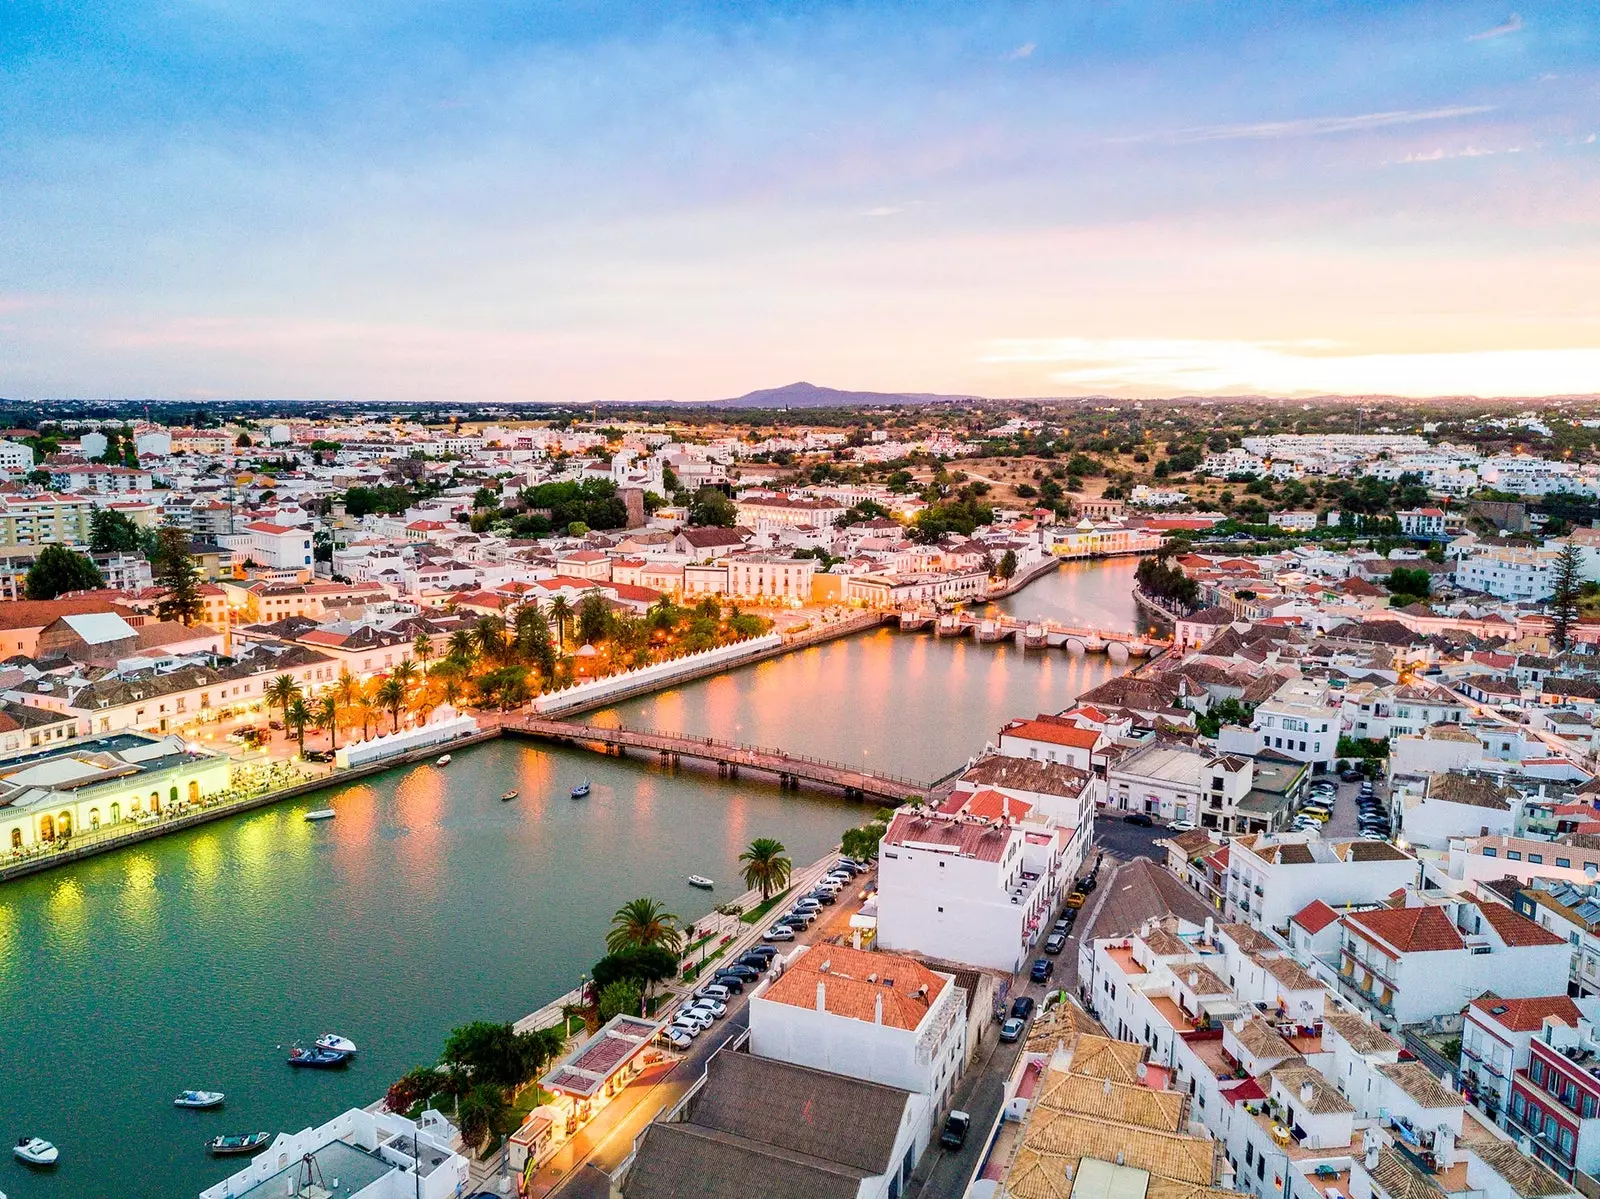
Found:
[577,591,613,645]
[739,838,793,901]
[455,1082,510,1153]
[385,1065,444,1116]
[376,677,407,733]
[590,945,679,993]
[1552,541,1585,650]
[89,507,145,553]
[606,897,684,955]
[1383,566,1431,607]
[995,549,1018,580]
[316,695,340,751]
[152,527,205,625]
[597,979,644,1023]
[548,595,574,649]
[24,545,104,599]
[412,632,434,675]
[286,696,312,756]
[840,810,894,861]
[688,487,737,527]
[264,674,303,731]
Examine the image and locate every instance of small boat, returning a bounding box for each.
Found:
[287,1046,351,1069]
[687,875,714,890]
[13,1137,58,1166]
[501,790,519,802]
[304,808,336,822]
[314,1033,357,1056]
[174,1090,225,1109]
[207,1132,271,1157]
[570,779,591,798]
[436,754,452,766]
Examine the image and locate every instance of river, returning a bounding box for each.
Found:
[0,557,1138,1199]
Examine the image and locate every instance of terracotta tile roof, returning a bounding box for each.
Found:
[1469,1138,1574,1198]
[883,810,1013,863]
[1469,898,1565,947]
[1034,1069,1187,1131]
[1322,1007,1399,1056]
[1290,899,1340,934]
[1218,923,1276,954]
[1468,992,1581,1032]
[1372,1146,1446,1199]
[760,944,947,1032]
[1272,1063,1354,1114]
[955,788,1034,822]
[1001,718,1103,749]
[1379,1060,1461,1110]
[1344,906,1464,954]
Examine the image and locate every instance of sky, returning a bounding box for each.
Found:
[1,1,1598,403]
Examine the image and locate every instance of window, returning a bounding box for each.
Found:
[1509,851,1522,861]
[1562,1128,1575,1155]
[1558,858,1571,869]
[1532,1060,1545,1085]
[1513,1093,1526,1119]
[1530,854,1544,864]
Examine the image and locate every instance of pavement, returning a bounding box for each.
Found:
[515,852,871,1199]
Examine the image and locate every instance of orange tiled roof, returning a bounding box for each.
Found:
[1344,906,1464,953]
[1469,993,1581,1032]
[761,945,946,1032]
[1002,719,1102,750]
[1291,899,1340,935]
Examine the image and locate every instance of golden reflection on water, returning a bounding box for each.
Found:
[394,765,445,892]
[0,903,18,993]
[46,876,89,956]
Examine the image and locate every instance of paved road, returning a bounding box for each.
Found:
[1093,817,1167,864]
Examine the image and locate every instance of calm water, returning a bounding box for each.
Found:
[0,559,1137,1199]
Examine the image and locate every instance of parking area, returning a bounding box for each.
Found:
[1093,817,1168,863]
[1294,772,1389,840]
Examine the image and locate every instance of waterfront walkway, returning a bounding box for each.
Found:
[501,716,931,802]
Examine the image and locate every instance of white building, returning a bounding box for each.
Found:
[1108,742,1254,831]
[0,439,36,472]
[1221,676,1340,771]
[1226,832,1417,932]
[1455,545,1561,601]
[231,520,315,570]
[1460,992,1587,1128]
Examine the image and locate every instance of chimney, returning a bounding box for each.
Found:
[1435,1125,1456,1168]
[875,993,884,1025]
[1363,1129,1380,1170]
[1188,971,1198,988]
[1205,916,1216,941]
[816,982,826,1012]
[1299,1081,1314,1106]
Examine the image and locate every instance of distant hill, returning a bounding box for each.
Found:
[712,381,980,408]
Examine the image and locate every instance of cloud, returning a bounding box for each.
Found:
[1005,42,1035,61]
[1469,13,1523,40]
[1398,145,1516,163]
[980,337,1600,398]
[1111,105,1495,146]
[860,205,904,218]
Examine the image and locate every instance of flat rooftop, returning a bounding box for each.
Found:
[233,1139,391,1199]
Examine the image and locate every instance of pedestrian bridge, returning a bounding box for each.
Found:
[894,608,1173,655]
[500,716,930,803]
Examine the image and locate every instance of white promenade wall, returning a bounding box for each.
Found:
[532,635,782,715]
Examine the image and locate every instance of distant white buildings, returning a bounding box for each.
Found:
[1455,544,1561,601]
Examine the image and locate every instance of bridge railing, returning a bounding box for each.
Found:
[517,717,930,790]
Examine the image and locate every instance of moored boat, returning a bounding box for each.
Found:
[304,808,336,822]
[501,790,518,802]
[287,1046,351,1069]
[687,874,714,890]
[570,779,590,798]
[207,1132,271,1157]
[314,1033,357,1056]
[14,1137,58,1166]
[436,754,452,766]
[174,1090,225,1109]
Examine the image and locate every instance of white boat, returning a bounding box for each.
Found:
[436,754,452,766]
[570,779,591,798]
[687,875,714,890]
[304,808,336,822]
[13,1137,58,1166]
[174,1090,225,1109]
[314,1033,357,1055]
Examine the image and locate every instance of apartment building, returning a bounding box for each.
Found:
[1110,743,1255,831]
[1336,898,1568,1027]
[875,803,1066,972]
[229,520,314,570]
[0,491,94,550]
[1455,545,1560,601]
[1512,881,1600,998]
[1503,1005,1600,1179]
[1341,681,1466,741]
[997,715,1107,772]
[1460,993,1585,1128]
[1221,677,1340,772]
[1226,833,1415,932]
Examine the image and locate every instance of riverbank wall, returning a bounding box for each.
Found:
[981,554,1060,601]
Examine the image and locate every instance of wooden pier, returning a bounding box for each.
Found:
[502,716,930,802]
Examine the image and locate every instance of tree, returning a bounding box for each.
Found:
[739,838,793,901]
[995,549,1018,580]
[316,696,339,751]
[1552,541,1585,650]
[597,979,643,1023]
[606,897,684,955]
[89,507,145,553]
[24,545,104,600]
[688,486,737,527]
[590,945,680,993]
[412,633,434,676]
[841,810,893,861]
[577,591,613,645]
[474,615,507,664]
[264,675,303,732]
[286,696,312,756]
[376,677,407,733]
[385,1065,445,1115]
[446,627,479,668]
[548,595,574,649]
[1383,566,1432,608]
[455,1082,509,1153]
[332,669,360,739]
[152,527,205,625]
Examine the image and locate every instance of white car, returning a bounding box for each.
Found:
[689,998,726,1019]
[674,1007,714,1031]
[669,1016,704,1038]
[762,925,796,942]
[661,1026,693,1050]
[1167,820,1197,833]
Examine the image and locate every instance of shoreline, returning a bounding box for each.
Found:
[0,561,1090,886]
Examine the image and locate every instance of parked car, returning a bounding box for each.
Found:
[792,898,822,912]
[695,984,731,1003]
[779,912,814,929]
[1168,820,1197,833]
[660,1027,693,1050]
[999,1017,1026,1043]
[709,974,744,993]
[806,890,837,905]
[673,1008,713,1031]
[688,998,726,1019]
[762,926,796,942]
[667,1017,702,1039]
[745,945,778,963]
[1079,875,1097,895]
[302,749,334,763]
[1011,995,1036,1021]
[737,953,771,970]
[1031,959,1053,983]
[1125,812,1154,827]
[1064,891,1087,910]
[1340,768,1364,782]
[722,964,760,981]
[1045,932,1068,955]
[940,1111,972,1150]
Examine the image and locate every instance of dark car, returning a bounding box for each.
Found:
[807,890,837,905]
[1045,932,1068,955]
[720,963,759,981]
[737,954,771,971]
[939,1110,971,1151]
[1125,812,1155,827]
[1031,958,1053,983]
[302,749,334,763]
[709,974,744,993]
[745,945,778,961]
[1011,995,1036,1021]
[1079,875,1097,895]
[1052,917,1071,935]
[1340,768,1364,782]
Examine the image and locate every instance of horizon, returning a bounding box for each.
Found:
[3,2,1599,402]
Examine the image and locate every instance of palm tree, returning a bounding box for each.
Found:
[331,669,360,740]
[430,661,465,709]
[285,696,313,756]
[606,897,683,955]
[264,674,302,733]
[412,632,434,676]
[446,627,478,669]
[392,658,419,698]
[474,614,507,664]
[376,677,407,733]
[739,838,793,901]
[548,595,573,651]
[316,695,340,751]
[356,678,381,739]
